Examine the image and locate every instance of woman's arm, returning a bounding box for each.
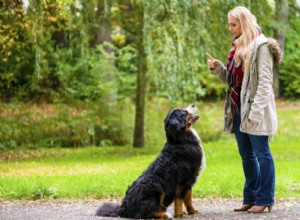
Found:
[210,61,227,84]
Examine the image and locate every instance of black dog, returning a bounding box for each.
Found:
[96,104,206,219]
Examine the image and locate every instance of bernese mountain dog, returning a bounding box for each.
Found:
[96,104,206,219]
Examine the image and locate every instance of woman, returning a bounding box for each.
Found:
[207,6,282,213]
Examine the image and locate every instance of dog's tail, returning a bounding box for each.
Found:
[96,203,120,217]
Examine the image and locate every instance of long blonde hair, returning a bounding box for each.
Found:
[228,6,260,72]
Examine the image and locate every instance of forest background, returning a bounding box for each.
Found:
[0,0,299,150]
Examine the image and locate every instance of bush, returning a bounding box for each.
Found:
[279,17,300,98]
[0,101,133,150]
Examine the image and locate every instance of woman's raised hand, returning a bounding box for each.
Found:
[206,52,218,70]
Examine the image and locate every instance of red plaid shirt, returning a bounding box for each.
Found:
[226,39,244,116]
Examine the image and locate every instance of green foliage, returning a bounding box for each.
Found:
[2,0,293,103]
[144,0,209,101]
[35,187,58,200]
[279,7,300,98]
[1,0,299,149]
[0,101,133,149]
[0,2,35,100]
[0,98,223,150]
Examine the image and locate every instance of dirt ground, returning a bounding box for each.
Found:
[1,198,300,220]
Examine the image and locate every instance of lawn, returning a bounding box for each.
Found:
[0,100,299,200]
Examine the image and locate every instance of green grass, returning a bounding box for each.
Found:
[0,100,299,200]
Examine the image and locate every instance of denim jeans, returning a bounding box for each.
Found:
[233,110,275,206]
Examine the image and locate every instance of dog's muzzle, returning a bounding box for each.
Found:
[185,104,200,125]
[185,104,197,115]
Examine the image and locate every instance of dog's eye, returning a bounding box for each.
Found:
[182,110,188,115]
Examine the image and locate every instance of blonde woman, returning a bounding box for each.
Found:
[207,6,282,213]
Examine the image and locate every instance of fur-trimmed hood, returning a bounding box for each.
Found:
[252,34,283,68]
[267,38,283,67]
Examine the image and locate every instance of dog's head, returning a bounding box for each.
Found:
[164,104,199,142]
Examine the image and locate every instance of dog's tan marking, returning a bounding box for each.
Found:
[174,198,185,217]
[184,189,198,215]
[174,187,185,217]
[185,113,192,130]
[159,194,166,211]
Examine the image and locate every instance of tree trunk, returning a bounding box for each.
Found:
[95,0,117,106]
[94,0,112,45]
[133,4,147,148]
[274,0,288,97]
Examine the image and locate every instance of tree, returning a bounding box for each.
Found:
[132,1,147,148]
[274,0,289,97]
[274,0,289,53]
[93,0,118,105]
[278,1,300,97]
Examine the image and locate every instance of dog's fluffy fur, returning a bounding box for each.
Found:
[96,104,206,219]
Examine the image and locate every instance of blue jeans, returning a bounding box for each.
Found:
[233,110,275,206]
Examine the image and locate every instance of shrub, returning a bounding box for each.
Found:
[279,17,300,98]
[0,101,133,150]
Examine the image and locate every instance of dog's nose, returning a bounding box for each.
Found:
[184,104,197,114]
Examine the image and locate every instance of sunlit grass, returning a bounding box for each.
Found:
[0,148,157,199]
[1,137,299,200]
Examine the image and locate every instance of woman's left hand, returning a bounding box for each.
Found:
[248,119,258,125]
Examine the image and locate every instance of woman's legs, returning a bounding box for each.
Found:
[233,111,275,206]
[249,135,275,206]
[233,113,259,205]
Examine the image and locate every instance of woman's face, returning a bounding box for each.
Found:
[228,15,242,38]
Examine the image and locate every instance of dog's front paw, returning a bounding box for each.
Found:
[164,212,174,219]
[187,209,199,215]
[152,212,173,219]
[174,213,183,218]
[174,211,187,218]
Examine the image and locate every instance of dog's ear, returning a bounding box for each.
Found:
[164,109,176,124]
[164,109,186,133]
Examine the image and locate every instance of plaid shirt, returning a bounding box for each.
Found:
[226,39,244,116]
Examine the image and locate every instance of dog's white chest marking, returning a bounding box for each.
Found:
[191,128,206,182]
[191,128,200,143]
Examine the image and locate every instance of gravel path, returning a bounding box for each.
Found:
[1,198,300,220]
